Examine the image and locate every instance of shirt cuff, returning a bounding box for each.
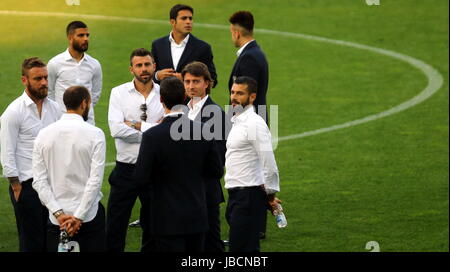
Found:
[155,71,160,81]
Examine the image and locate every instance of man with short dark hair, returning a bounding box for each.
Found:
[228,11,271,238]
[1,57,62,252]
[228,11,269,123]
[134,77,223,252]
[182,61,228,252]
[225,76,281,252]
[106,48,164,252]
[48,20,102,125]
[32,86,106,252]
[151,4,217,88]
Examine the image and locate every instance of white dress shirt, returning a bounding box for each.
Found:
[187,95,209,120]
[47,49,102,125]
[237,39,255,57]
[108,80,164,164]
[1,92,62,182]
[32,113,106,225]
[170,32,190,70]
[225,106,280,194]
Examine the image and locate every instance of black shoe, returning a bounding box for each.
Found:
[259,232,266,239]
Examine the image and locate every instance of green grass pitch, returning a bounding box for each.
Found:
[0,0,448,252]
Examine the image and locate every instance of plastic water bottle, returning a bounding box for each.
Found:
[273,203,287,228]
[57,229,69,252]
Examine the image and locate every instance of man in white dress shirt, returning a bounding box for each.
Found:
[0,57,62,252]
[225,76,281,252]
[32,86,106,252]
[106,48,164,252]
[47,20,102,125]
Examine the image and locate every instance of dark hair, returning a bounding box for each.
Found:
[66,21,88,36]
[234,76,257,94]
[229,11,254,36]
[22,57,46,76]
[160,77,186,110]
[63,86,91,110]
[130,48,154,66]
[181,61,212,94]
[170,4,194,20]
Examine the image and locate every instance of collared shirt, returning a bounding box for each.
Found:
[32,113,106,225]
[225,106,280,194]
[1,92,62,182]
[169,32,190,70]
[164,111,185,118]
[187,95,209,121]
[47,48,102,125]
[236,39,255,57]
[108,80,164,164]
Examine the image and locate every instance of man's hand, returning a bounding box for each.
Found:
[157,68,176,80]
[60,216,82,237]
[268,195,282,213]
[173,72,183,81]
[8,177,22,202]
[125,120,142,131]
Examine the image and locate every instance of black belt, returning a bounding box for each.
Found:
[227,185,264,193]
[22,178,33,184]
[115,161,136,168]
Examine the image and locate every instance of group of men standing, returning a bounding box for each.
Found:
[0,4,281,253]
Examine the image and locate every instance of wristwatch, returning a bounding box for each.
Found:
[130,120,137,129]
[53,209,64,218]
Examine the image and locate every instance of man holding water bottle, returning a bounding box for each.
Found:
[224,76,283,252]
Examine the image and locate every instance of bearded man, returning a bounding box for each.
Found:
[0,57,62,252]
[105,48,164,252]
[47,20,103,125]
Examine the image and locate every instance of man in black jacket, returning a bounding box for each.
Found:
[182,61,229,252]
[151,4,217,87]
[134,77,223,252]
[228,10,269,123]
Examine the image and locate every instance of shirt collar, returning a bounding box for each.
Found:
[169,32,190,46]
[22,91,35,107]
[188,95,209,111]
[230,105,255,123]
[237,40,255,57]
[22,90,50,108]
[164,111,185,118]
[61,113,84,122]
[128,80,159,95]
[63,48,86,62]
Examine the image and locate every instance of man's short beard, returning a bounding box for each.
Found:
[73,42,88,53]
[82,106,90,121]
[135,74,153,84]
[27,83,48,100]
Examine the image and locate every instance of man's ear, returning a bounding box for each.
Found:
[21,75,27,86]
[249,93,257,104]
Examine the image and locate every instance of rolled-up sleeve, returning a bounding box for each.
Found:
[1,109,20,178]
[252,119,280,194]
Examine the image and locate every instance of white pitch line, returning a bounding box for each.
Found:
[0,10,444,167]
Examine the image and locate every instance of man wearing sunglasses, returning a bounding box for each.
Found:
[106,48,164,252]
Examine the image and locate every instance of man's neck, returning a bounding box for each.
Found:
[134,79,154,99]
[66,109,83,117]
[238,37,254,49]
[25,90,45,118]
[68,47,84,62]
[190,95,206,108]
[171,31,189,45]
